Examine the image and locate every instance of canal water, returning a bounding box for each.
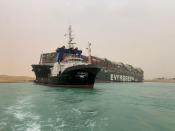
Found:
[0,82,175,131]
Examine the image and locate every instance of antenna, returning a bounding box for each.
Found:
[87,42,92,64]
[66,25,76,48]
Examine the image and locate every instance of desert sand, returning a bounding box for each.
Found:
[0,75,34,83]
[144,79,175,83]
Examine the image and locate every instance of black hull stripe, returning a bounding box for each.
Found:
[34,82,94,88]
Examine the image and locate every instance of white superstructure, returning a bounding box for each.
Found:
[51,56,88,77]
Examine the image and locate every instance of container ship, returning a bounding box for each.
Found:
[32,26,144,88]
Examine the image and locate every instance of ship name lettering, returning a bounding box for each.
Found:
[110,74,135,82]
[110,74,113,81]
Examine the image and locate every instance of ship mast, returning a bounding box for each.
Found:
[67,25,76,48]
[87,42,92,64]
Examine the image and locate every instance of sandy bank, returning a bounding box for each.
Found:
[144,79,175,83]
[0,75,34,83]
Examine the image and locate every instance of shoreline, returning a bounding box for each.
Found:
[0,75,34,83]
[144,79,175,83]
[1,75,175,84]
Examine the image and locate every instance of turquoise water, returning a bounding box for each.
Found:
[0,83,175,131]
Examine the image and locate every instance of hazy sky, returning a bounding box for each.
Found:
[0,0,175,79]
